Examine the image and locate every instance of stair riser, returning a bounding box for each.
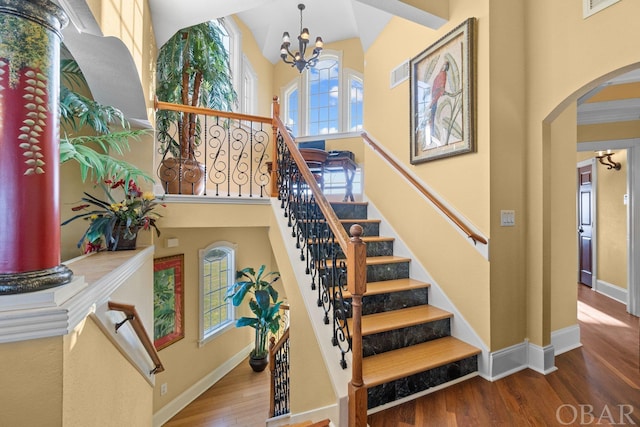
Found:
[310,240,394,259]
[367,355,478,409]
[331,203,368,219]
[367,262,409,283]
[322,262,410,286]
[362,318,451,357]
[345,287,429,316]
[342,221,379,236]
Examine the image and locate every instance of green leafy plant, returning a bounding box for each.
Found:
[156,19,237,159]
[59,56,152,184]
[227,265,282,358]
[62,178,162,252]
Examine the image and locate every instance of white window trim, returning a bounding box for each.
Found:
[282,79,301,133]
[344,67,364,133]
[198,241,237,347]
[222,16,242,112]
[241,54,258,115]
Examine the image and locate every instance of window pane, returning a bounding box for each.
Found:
[201,246,233,338]
[349,78,363,131]
[308,58,338,135]
[287,89,298,136]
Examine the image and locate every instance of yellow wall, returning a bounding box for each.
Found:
[597,150,628,289]
[364,2,501,347]
[63,318,153,426]
[0,337,63,426]
[232,17,275,117]
[151,220,279,412]
[578,120,640,142]
[549,104,579,331]
[525,0,640,344]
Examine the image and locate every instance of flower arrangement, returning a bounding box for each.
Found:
[63,178,162,253]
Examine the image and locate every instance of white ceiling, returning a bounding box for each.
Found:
[148,0,447,64]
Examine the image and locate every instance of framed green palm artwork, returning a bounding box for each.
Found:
[154,254,184,350]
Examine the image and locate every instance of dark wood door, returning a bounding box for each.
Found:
[578,164,593,287]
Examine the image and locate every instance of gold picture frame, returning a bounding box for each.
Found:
[410,18,476,164]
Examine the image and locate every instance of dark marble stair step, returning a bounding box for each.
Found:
[362,336,481,389]
[330,201,368,219]
[298,218,380,237]
[340,219,380,236]
[308,235,394,258]
[325,255,410,282]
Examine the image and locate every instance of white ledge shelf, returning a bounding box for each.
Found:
[0,246,154,344]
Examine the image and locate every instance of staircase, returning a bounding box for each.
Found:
[322,201,480,411]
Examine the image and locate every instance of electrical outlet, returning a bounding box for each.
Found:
[160,383,167,396]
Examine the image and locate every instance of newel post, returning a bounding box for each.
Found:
[270,96,280,197]
[0,0,73,294]
[347,224,368,427]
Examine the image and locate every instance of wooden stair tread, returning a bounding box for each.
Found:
[288,420,331,427]
[325,255,410,268]
[362,337,481,388]
[339,218,380,223]
[330,201,368,206]
[343,278,430,298]
[348,305,452,335]
[299,218,379,224]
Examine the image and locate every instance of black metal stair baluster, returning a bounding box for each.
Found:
[332,259,351,369]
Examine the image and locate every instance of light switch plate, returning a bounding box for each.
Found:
[500,210,515,226]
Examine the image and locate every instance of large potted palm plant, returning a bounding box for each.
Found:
[156,19,237,195]
[227,265,282,372]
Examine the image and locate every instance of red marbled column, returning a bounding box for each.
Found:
[0,0,72,294]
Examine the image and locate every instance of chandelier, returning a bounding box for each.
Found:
[280,3,323,73]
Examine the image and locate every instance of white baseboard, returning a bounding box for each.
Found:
[486,341,528,381]
[551,324,581,355]
[152,344,252,427]
[527,341,557,375]
[595,279,628,304]
[486,333,572,380]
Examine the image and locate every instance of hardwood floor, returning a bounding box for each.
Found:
[165,285,640,426]
[163,362,270,427]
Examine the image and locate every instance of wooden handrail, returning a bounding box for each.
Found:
[361,132,488,246]
[155,99,273,124]
[274,115,351,252]
[108,301,165,375]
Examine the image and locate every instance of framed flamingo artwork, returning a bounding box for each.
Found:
[410,18,476,164]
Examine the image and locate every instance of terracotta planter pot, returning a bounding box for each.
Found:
[159,157,206,195]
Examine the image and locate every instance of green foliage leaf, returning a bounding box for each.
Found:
[59,57,152,185]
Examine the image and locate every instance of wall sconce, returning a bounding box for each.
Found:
[595,150,621,170]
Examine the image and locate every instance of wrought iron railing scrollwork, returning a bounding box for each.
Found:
[269,328,290,418]
[273,116,362,371]
[155,101,272,197]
